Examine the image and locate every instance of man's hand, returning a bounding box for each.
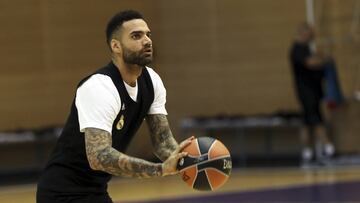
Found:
[161,136,194,176]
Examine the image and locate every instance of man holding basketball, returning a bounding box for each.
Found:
[37,10,192,203]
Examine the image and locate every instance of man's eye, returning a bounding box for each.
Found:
[131,34,141,40]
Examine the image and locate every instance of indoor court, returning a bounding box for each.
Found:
[1,0,360,203]
[1,166,360,202]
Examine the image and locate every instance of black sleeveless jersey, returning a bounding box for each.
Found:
[37,62,154,194]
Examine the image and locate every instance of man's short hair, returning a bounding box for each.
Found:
[106,10,144,46]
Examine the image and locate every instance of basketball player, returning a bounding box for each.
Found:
[289,23,335,167]
[36,10,193,203]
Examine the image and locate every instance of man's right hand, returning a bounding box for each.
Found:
[161,136,195,176]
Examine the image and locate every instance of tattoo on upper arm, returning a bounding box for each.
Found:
[84,128,162,178]
[146,114,178,161]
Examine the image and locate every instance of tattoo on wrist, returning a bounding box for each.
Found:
[146,114,179,161]
[85,128,162,178]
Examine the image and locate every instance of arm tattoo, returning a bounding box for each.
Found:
[84,128,162,178]
[146,114,179,161]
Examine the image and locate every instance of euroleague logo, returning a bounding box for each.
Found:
[223,159,232,170]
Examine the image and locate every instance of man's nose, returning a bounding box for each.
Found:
[143,36,152,47]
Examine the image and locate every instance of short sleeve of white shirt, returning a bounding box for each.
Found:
[75,67,167,134]
[76,74,120,133]
[147,67,167,115]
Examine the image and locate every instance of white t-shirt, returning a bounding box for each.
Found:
[75,67,167,133]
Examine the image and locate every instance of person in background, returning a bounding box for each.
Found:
[289,23,340,167]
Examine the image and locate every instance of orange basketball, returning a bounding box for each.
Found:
[177,137,232,191]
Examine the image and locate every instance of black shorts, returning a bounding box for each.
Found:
[36,191,113,203]
[298,88,323,126]
[37,163,113,203]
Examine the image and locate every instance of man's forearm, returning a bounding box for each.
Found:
[146,114,179,161]
[85,128,162,178]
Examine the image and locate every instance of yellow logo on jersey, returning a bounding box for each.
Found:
[116,115,124,130]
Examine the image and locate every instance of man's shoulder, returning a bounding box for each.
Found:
[78,63,114,87]
[145,66,156,74]
[145,66,162,81]
[78,73,114,90]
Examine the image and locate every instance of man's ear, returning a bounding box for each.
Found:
[111,39,122,54]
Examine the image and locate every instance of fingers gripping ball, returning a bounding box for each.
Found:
[177,137,232,191]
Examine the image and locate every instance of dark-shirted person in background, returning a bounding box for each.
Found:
[289,23,336,167]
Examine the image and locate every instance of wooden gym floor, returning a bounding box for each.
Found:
[0,165,360,202]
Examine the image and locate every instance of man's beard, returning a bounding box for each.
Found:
[123,48,152,66]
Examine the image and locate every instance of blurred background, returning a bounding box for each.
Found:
[1,0,360,202]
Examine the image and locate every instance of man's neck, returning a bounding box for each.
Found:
[112,57,143,87]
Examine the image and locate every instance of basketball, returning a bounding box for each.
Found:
[177,137,232,191]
